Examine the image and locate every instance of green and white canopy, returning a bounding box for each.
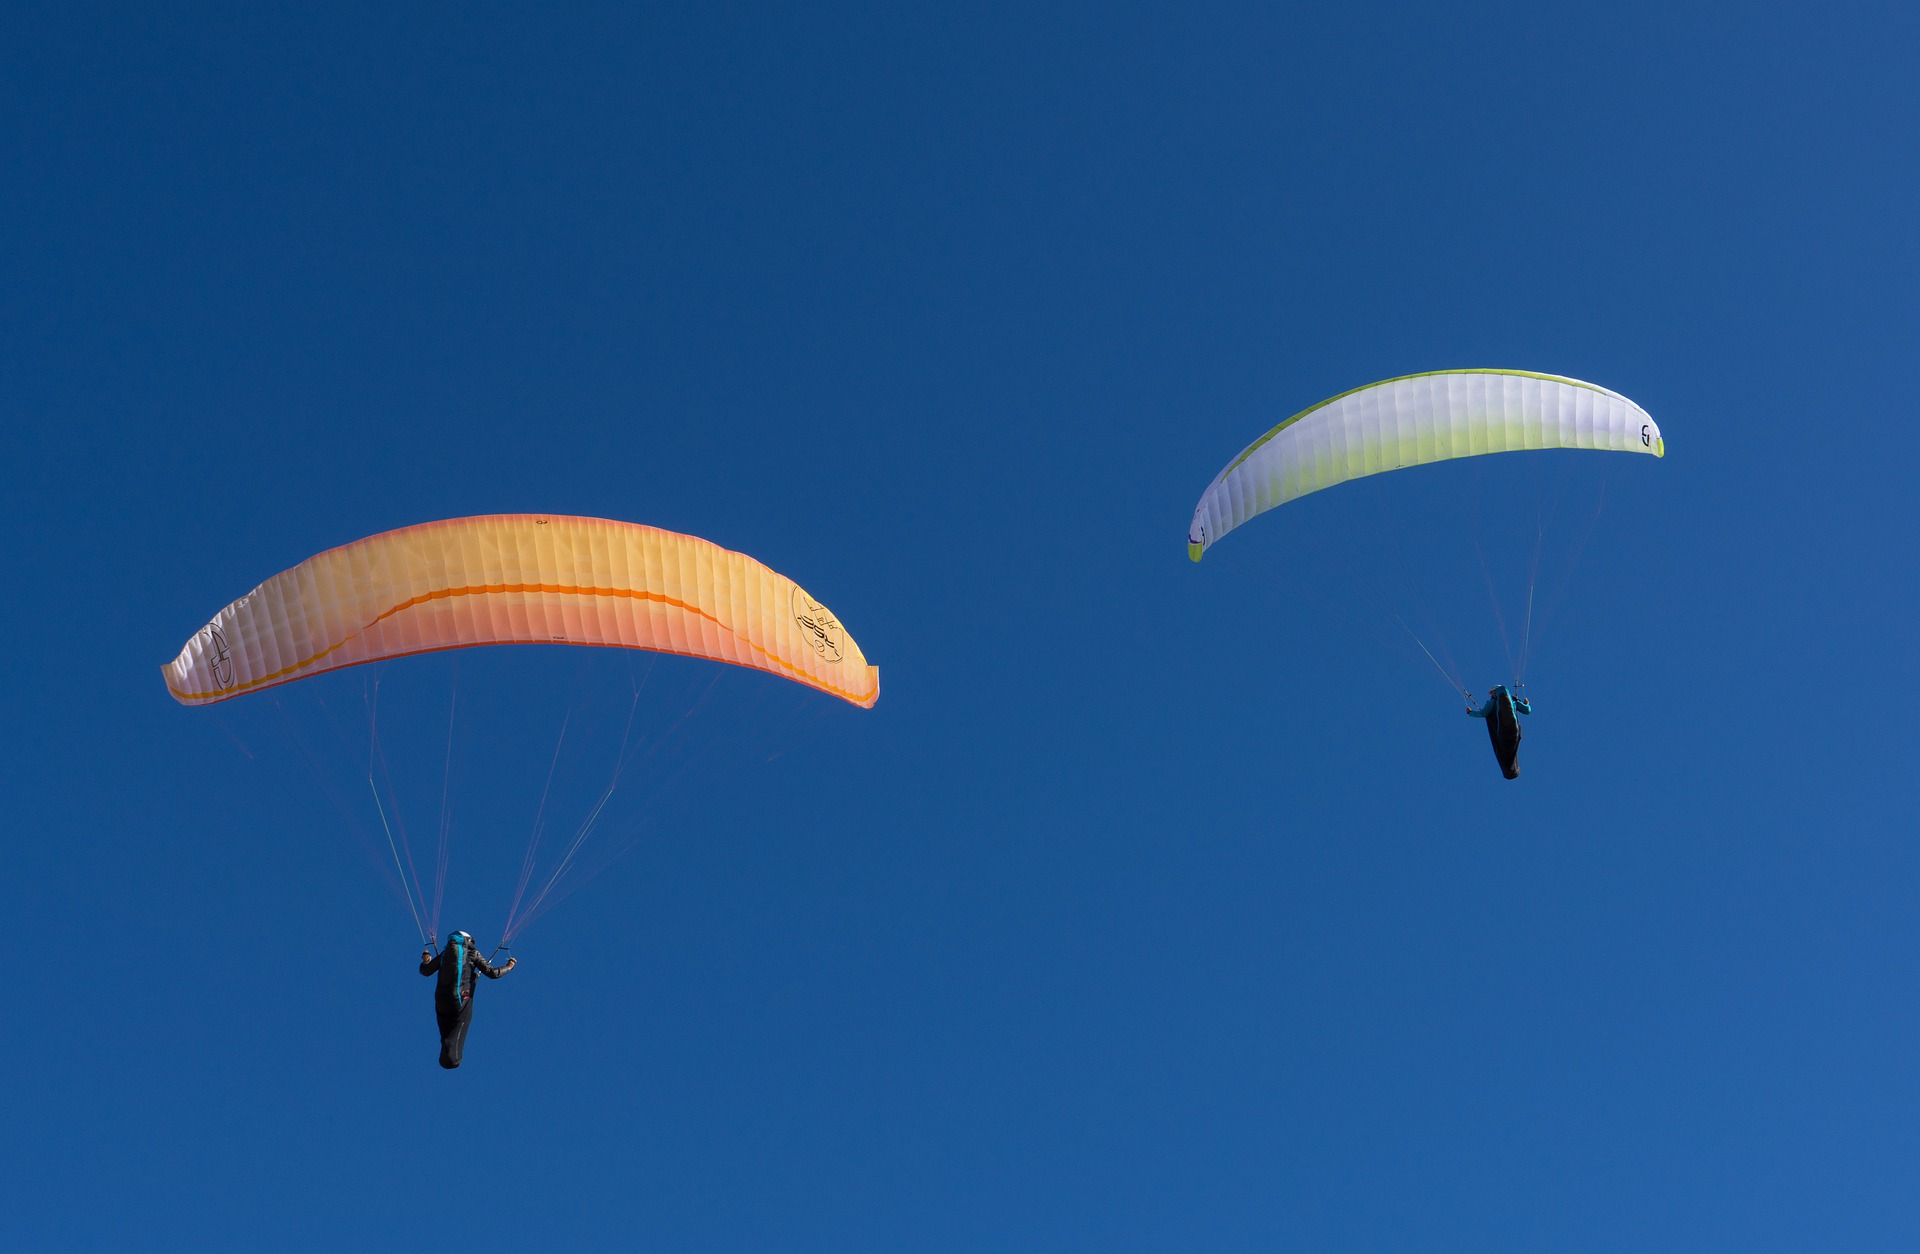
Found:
[1187,369,1664,561]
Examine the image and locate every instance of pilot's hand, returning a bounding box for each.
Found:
[504,958,517,971]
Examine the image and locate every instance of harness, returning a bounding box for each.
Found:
[448,931,473,1006]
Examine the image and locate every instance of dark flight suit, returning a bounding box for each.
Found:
[1467,686,1532,780]
[420,936,509,1069]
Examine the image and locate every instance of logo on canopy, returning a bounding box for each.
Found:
[791,588,845,664]
[205,626,235,689]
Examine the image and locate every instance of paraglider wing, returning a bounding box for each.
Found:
[163,514,880,707]
[1187,370,1664,561]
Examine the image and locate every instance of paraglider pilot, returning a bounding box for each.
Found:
[1467,685,1532,780]
[419,931,516,1069]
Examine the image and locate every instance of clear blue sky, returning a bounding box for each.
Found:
[4,3,1918,1249]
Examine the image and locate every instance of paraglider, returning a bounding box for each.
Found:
[1187,370,1663,776]
[1466,685,1532,780]
[420,931,516,1069]
[163,514,880,709]
[165,514,879,1066]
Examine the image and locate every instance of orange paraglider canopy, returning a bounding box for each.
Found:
[163,514,879,708]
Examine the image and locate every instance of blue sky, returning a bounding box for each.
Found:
[4,3,1918,1249]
